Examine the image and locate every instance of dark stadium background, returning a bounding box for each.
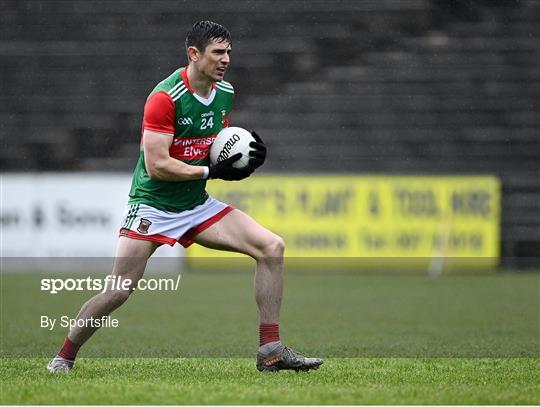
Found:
[1,0,539,268]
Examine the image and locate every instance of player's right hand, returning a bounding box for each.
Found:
[208,153,254,181]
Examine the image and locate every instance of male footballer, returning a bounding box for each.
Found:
[48,21,323,373]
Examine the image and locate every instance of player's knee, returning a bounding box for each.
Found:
[260,234,285,260]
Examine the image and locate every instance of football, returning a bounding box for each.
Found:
[210,127,255,169]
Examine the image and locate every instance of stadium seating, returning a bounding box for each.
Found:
[1,0,539,264]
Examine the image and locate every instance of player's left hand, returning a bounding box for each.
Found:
[249,131,267,169]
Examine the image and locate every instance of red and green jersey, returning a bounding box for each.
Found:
[128,67,234,212]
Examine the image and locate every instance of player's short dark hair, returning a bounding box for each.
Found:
[185,21,231,52]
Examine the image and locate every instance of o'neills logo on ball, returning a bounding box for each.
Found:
[217,134,240,162]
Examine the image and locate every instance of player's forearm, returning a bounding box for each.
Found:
[147,157,207,181]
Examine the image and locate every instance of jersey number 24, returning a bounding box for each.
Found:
[200,117,214,130]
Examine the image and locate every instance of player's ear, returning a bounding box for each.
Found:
[187,46,200,62]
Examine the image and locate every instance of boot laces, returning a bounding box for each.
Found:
[283,346,304,360]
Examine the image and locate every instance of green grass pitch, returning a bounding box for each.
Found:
[1,268,539,404]
[2,357,538,404]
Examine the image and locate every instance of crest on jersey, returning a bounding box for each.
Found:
[221,110,227,125]
[137,218,152,234]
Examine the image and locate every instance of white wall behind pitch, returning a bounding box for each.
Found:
[1,173,183,258]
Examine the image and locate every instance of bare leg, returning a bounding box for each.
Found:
[193,209,285,324]
[68,237,159,345]
[193,209,323,371]
[253,253,283,324]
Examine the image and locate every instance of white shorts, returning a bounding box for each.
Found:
[119,197,234,248]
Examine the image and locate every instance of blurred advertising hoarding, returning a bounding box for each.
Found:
[0,174,181,259]
[1,174,500,271]
[189,175,500,271]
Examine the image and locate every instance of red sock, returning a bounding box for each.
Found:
[57,337,81,361]
[259,323,280,346]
